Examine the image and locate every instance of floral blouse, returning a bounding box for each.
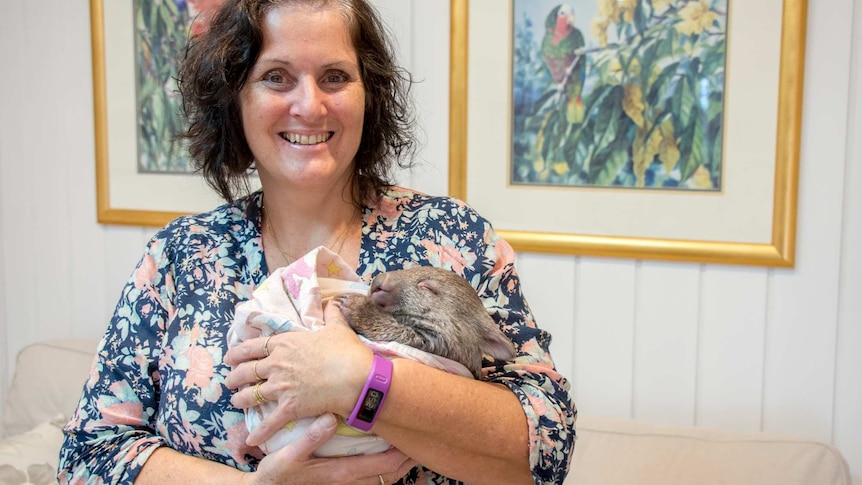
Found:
[57,187,576,484]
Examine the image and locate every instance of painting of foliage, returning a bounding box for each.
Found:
[134,0,224,173]
[512,0,727,190]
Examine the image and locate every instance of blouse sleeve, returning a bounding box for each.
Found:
[475,226,577,485]
[58,232,176,483]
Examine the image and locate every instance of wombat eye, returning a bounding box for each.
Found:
[417,280,440,295]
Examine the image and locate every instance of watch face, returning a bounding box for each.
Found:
[357,389,384,423]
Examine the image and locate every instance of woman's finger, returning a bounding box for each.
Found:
[323,298,351,327]
[224,334,274,366]
[246,399,302,446]
[224,357,266,389]
[277,413,339,461]
[230,380,276,411]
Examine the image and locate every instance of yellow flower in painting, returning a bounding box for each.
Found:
[676,0,720,36]
[597,0,617,19]
[623,83,646,128]
[620,0,637,23]
[632,128,650,187]
[653,0,672,14]
[657,118,680,174]
[607,58,623,84]
[552,162,570,176]
[688,165,715,189]
[533,158,546,174]
[633,123,666,186]
[627,57,642,79]
[591,16,610,47]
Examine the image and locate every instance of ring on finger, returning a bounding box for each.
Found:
[263,335,273,357]
[253,382,267,405]
[378,474,385,485]
[253,359,263,382]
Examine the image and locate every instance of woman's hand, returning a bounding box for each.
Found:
[246,413,416,485]
[224,308,373,446]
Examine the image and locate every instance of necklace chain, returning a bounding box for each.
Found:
[262,198,358,267]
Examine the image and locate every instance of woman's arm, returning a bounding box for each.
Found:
[341,330,535,484]
[136,447,248,484]
[58,238,175,482]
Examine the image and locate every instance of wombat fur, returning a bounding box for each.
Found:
[334,266,516,378]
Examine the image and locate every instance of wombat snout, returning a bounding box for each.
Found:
[367,273,399,313]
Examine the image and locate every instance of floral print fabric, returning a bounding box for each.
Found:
[57,187,576,484]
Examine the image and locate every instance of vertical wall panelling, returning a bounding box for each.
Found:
[33,0,75,346]
[696,266,769,432]
[370,0,414,188]
[573,259,637,418]
[833,0,862,478]
[764,0,851,443]
[1,0,43,373]
[407,1,451,197]
[0,0,20,431]
[64,0,110,341]
[514,253,577,388]
[631,262,700,426]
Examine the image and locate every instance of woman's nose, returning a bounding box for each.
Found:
[288,76,327,121]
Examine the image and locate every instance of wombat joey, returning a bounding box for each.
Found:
[334,266,516,378]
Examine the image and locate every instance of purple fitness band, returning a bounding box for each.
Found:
[346,355,393,432]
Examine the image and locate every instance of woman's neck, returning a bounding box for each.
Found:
[260,189,362,271]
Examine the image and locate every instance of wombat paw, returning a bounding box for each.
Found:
[331,293,368,326]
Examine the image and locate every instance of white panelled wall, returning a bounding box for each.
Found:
[1,0,860,483]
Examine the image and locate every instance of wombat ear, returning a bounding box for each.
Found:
[483,328,517,361]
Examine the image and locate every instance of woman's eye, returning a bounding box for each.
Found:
[263,71,285,84]
[323,71,349,84]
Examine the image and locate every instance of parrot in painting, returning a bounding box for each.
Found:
[541,4,586,124]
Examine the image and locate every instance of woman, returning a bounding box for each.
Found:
[58,0,576,483]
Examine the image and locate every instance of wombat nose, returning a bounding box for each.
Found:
[370,274,384,293]
[369,272,393,293]
[370,285,395,309]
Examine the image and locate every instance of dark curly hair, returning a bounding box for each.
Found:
[177,0,417,205]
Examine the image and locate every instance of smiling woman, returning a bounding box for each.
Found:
[60,1,576,484]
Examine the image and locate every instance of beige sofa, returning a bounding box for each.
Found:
[0,339,853,484]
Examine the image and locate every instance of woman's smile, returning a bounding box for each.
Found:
[279,131,334,146]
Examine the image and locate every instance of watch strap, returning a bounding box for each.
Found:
[345,355,393,431]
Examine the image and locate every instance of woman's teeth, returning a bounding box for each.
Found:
[281,132,332,145]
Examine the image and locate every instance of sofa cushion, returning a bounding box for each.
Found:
[567,415,852,485]
[2,340,97,437]
[0,416,65,485]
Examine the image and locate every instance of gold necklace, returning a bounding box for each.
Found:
[262,199,358,266]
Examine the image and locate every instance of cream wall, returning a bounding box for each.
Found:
[1,0,860,483]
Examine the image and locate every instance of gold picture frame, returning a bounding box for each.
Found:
[91,0,227,227]
[449,0,807,267]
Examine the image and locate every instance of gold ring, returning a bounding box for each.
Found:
[253,382,267,405]
[263,335,273,357]
[253,359,263,381]
[378,475,385,485]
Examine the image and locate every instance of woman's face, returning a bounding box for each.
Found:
[240,4,365,193]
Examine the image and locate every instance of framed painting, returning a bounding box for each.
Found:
[449,0,807,266]
[90,0,241,227]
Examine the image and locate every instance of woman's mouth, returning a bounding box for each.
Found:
[280,132,334,145]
